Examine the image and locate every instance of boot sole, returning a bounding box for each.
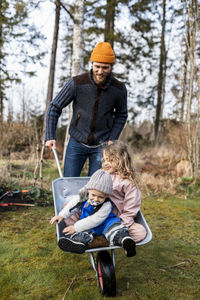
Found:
[58,237,87,254]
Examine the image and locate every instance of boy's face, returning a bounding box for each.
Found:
[88,189,108,206]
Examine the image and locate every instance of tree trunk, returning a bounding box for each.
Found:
[104,0,116,47]
[154,0,166,144]
[38,0,60,185]
[185,0,198,179]
[180,47,188,122]
[42,0,61,140]
[62,0,85,165]
[0,12,3,125]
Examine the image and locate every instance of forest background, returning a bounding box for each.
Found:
[0,0,199,192]
[0,1,200,299]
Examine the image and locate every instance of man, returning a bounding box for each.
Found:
[45,42,128,177]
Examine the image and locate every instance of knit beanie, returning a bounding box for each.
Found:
[90,42,115,64]
[85,169,113,195]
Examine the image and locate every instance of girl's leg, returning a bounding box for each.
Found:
[128,222,147,243]
[103,221,136,257]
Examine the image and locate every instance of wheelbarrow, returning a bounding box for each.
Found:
[51,148,152,297]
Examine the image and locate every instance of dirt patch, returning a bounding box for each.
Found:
[0,187,53,212]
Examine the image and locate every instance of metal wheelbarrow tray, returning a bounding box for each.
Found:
[52,149,152,297]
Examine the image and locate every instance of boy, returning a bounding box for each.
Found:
[50,169,136,256]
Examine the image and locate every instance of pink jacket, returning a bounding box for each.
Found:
[110,173,141,228]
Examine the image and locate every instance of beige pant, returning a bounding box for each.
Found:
[128,222,147,243]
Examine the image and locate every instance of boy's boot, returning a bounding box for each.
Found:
[58,231,93,254]
[58,236,87,254]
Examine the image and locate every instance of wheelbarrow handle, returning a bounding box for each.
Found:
[52,148,63,178]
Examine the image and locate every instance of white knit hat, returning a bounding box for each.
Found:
[85,169,113,195]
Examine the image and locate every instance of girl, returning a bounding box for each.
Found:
[102,141,146,242]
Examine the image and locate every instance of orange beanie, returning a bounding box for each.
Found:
[90,42,115,63]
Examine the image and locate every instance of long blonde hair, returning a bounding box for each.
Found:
[102,141,138,185]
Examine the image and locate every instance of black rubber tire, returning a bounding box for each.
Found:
[96,250,116,297]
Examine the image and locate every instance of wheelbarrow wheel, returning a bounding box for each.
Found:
[96,250,116,297]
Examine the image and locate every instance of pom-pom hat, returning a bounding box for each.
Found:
[90,42,115,64]
[85,169,113,195]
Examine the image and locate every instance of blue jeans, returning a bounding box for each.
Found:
[64,137,103,177]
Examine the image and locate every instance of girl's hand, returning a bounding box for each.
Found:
[63,225,75,234]
[50,215,63,224]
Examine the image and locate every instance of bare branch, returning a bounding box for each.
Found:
[57,0,74,21]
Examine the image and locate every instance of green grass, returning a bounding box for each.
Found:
[0,195,199,300]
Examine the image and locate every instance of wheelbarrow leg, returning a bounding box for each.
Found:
[89,252,97,275]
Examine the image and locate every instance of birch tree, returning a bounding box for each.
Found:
[180,27,189,122]
[185,0,200,180]
[62,0,85,163]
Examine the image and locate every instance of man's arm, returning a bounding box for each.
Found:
[45,78,75,142]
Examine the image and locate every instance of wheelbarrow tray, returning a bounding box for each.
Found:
[52,176,152,251]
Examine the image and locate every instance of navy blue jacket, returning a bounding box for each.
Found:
[45,70,127,146]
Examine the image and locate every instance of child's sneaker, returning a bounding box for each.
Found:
[122,236,136,257]
[58,237,87,254]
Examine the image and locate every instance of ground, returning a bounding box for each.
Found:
[0,194,199,299]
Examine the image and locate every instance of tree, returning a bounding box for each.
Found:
[154,0,167,143]
[0,0,46,123]
[0,1,27,122]
[38,0,61,184]
[63,0,85,163]
[104,0,116,47]
[185,0,200,180]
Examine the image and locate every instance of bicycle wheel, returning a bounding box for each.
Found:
[96,250,116,297]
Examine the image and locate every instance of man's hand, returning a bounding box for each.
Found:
[50,215,63,224]
[45,140,56,149]
[63,225,75,235]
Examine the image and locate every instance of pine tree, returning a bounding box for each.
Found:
[0,0,46,122]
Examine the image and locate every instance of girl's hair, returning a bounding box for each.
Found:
[103,141,138,185]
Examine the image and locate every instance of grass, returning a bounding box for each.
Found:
[0,193,199,300]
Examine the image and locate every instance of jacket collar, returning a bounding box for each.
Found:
[89,69,112,90]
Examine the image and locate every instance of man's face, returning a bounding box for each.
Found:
[92,62,112,85]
